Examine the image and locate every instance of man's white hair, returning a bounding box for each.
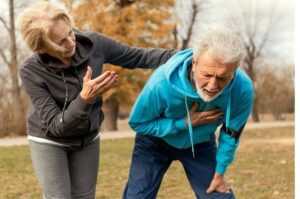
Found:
[192,25,244,64]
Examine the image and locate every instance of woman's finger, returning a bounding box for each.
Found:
[95,74,118,94]
[91,71,114,85]
[83,66,92,82]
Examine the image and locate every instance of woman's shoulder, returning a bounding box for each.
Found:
[20,54,40,72]
[20,54,47,83]
[76,30,109,43]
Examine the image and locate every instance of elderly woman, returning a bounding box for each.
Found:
[18,2,175,199]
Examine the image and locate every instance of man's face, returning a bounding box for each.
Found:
[46,19,76,61]
[192,51,237,101]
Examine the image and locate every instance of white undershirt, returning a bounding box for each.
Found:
[27,133,100,147]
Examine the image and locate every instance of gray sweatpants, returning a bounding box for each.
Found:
[29,139,99,199]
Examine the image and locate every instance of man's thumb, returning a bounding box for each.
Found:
[83,66,92,82]
[190,102,198,112]
[206,183,215,194]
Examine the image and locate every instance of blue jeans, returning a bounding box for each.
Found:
[123,134,235,199]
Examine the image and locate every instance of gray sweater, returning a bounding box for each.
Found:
[20,30,176,147]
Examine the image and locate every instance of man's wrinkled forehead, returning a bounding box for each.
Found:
[193,52,238,76]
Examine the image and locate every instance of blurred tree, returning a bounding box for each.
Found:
[255,64,294,120]
[70,0,175,130]
[234,0,289,122]
[174,0,209,49]
[0,0,26,135]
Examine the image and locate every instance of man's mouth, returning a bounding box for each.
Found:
[203,89,219,97]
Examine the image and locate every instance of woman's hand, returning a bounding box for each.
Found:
[80,66,118,104]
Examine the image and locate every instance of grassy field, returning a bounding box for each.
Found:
[0,126,294,199]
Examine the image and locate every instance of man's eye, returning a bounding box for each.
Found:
[59,40,65,45]
[202,74,212,78]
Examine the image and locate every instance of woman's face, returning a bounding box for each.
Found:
[46,19,76,63]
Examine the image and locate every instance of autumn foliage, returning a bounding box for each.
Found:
[72,0,175,106]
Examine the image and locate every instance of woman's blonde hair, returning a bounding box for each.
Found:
[18,2,73,52]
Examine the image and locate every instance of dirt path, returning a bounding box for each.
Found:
[243,138,294,146]
[0,121,294,147]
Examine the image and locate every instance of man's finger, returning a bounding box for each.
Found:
[208,112,224,119]
[215,184,231,193]
[206,183,216,194]
[190,103,198,112]
[201,109,223,117]
[205,112,224,120]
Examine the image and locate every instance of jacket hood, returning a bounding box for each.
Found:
[37,30,93,70]
[163,49,237,158]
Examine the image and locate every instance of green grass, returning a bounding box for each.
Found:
[0,127,294,199]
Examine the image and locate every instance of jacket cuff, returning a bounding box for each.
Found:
[215,163,228,175]
[72,95,92,114]
[174,118,187,131]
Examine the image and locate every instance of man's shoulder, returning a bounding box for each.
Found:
[234,68,254,93]
[142,67,170,92]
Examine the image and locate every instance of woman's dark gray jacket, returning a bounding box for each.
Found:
[20,30,175,147]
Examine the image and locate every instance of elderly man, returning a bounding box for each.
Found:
[123,26,254,199]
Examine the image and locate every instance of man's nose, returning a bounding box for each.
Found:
[206,77,218,91]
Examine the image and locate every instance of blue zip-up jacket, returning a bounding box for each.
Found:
[129,49,254,174]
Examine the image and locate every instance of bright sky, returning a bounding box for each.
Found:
[0,0,295,65]
[176,0,294,65]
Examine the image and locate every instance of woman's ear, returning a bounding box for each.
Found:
[37,49,45,54]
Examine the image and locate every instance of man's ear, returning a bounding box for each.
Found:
[191,59,197,73]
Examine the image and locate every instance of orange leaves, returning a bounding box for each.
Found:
[71,0,175,106]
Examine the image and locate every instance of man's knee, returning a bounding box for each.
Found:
[123,183,157,199]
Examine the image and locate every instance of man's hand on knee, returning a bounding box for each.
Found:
[206,173,231,194]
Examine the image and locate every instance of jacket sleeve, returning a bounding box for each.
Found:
[128,84,187,137]
[95,33,177,69]
[215,88,254,175]
[20,67,92,137]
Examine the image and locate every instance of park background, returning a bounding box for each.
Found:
[0,0,295,198]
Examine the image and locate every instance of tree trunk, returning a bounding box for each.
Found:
[102,96,119,131]
[181,0,197,49]
[9,0,26,135]
[251,96,260,122]
[173,26,178,49]
[244,59,260,122]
